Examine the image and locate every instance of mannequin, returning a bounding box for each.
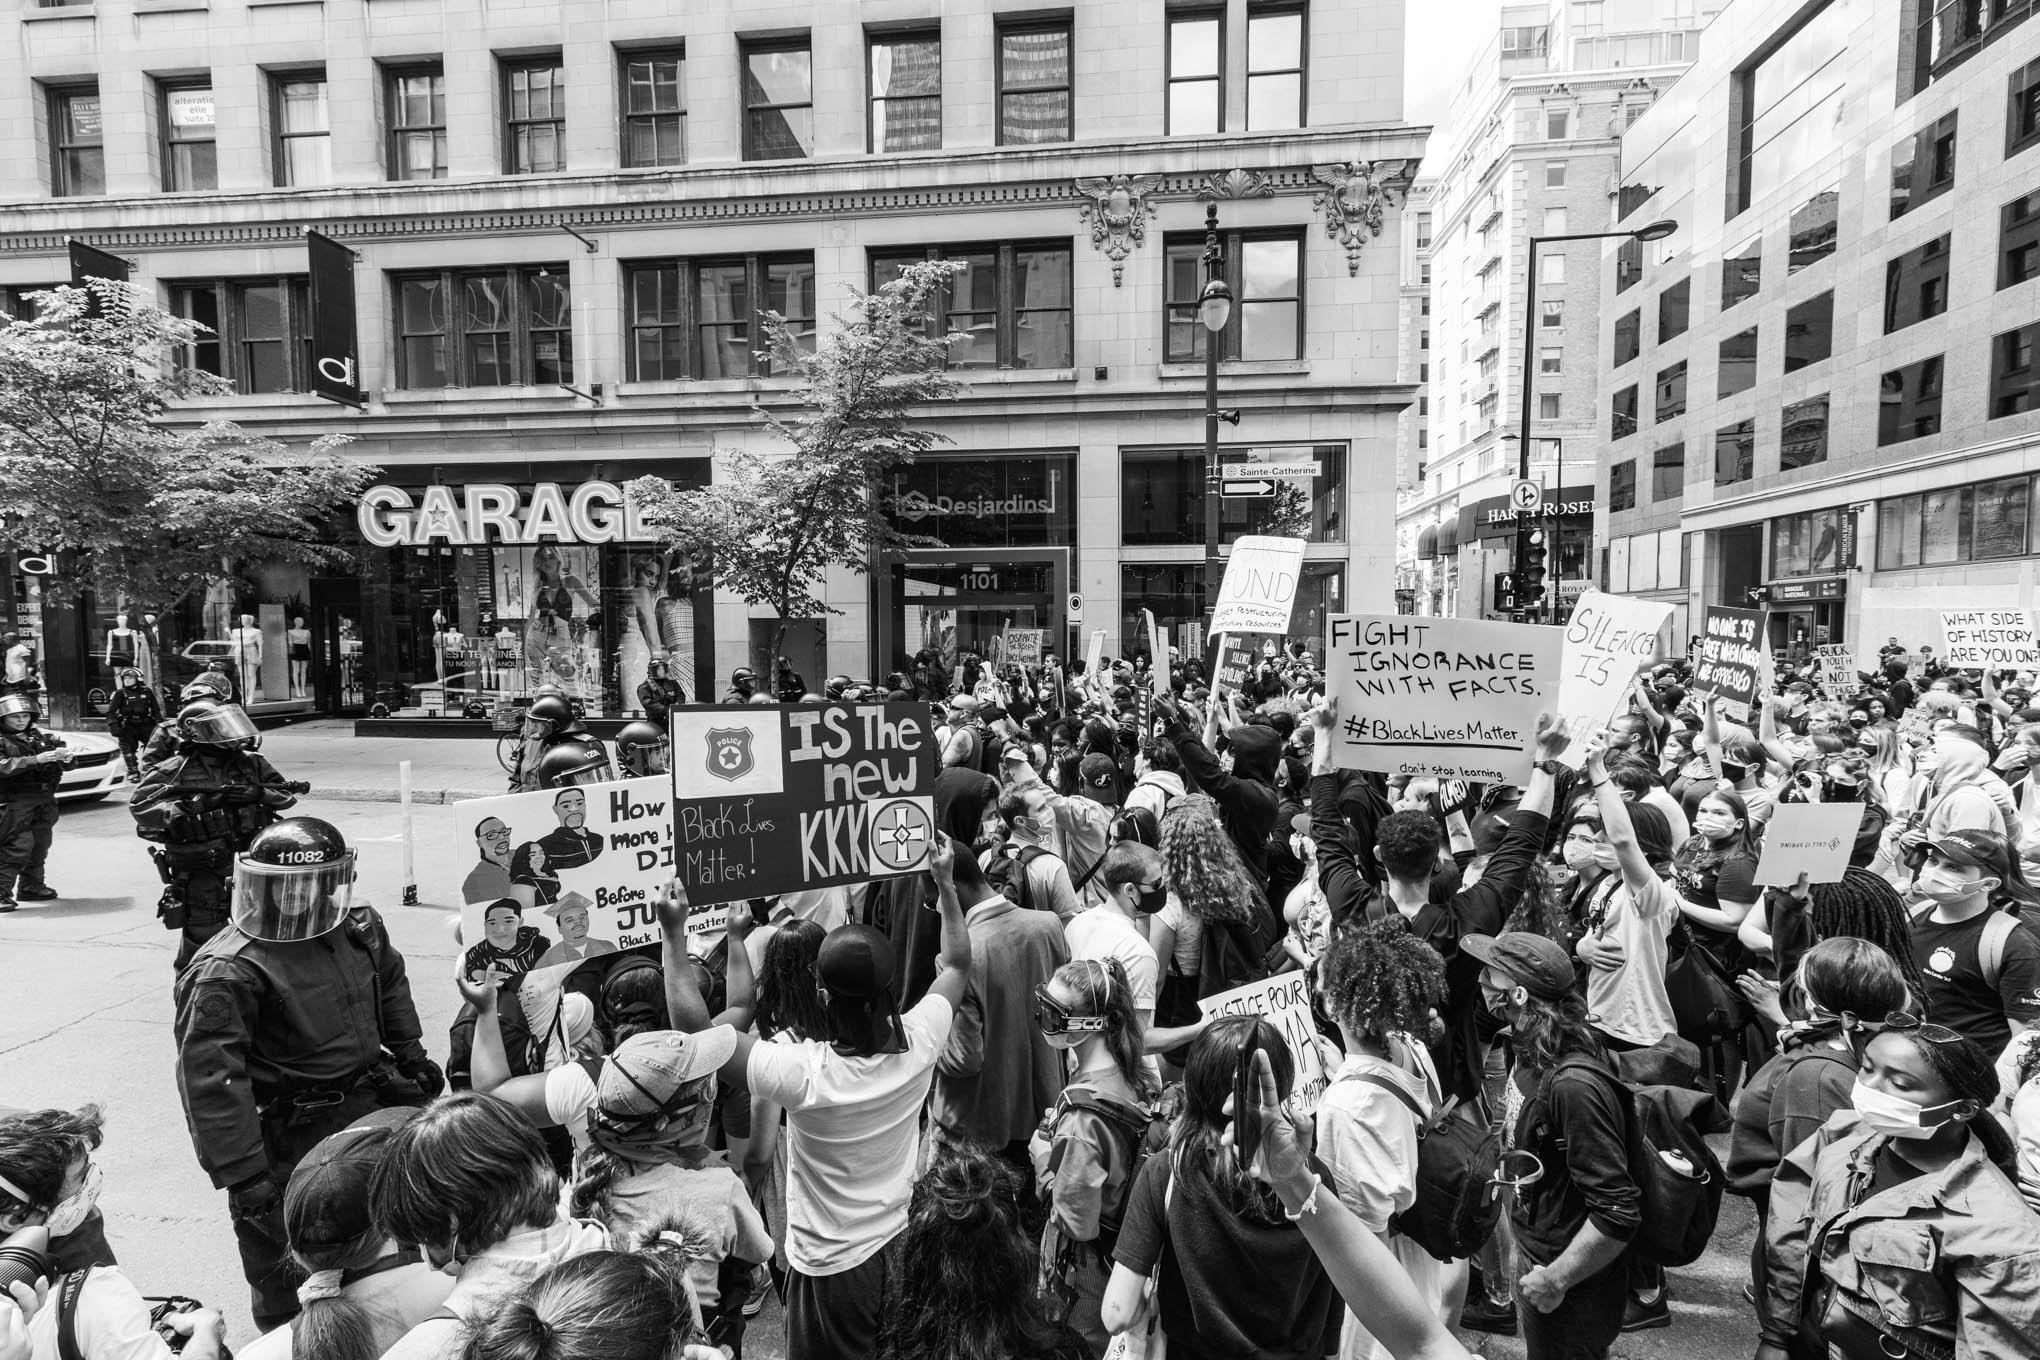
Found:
[495,621,519,689]
[476,617,498,690]
[229,613,263,703]
[286,616,311,698]
[431,610,449,684]
[442,621,467,693]
[105,613,140,670]
[203,570,235,639]
[136,613,159,689]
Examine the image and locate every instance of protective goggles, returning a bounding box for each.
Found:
[1033,984,1111,1038]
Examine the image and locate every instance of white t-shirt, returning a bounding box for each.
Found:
[746,992,955,1276]
[1063,906,1159,1014]
[1580,871,1678,1047]
[543,1059,599,1148]
[28,1267,171,1360]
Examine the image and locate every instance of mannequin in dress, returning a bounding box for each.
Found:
[136,613,159,689]
[286,616,311,698]
[203,571,235,639]
[494,622,519,690]
[105,613,141,672]
[432,610,449,684]
[229,613,263,703]
[476,617,498,690]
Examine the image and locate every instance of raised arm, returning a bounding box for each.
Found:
[1308,697,1370,922]
[1582,732,1660,897]
[656,879,713,1032]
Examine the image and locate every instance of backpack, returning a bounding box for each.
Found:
[1343,1070,1502,1263]
[1032,1087,1168,1258]
[1908,902,2027,991]
[1198,906,1289,995]
[1550,1057,1724,1268]
[987,842,1051,913]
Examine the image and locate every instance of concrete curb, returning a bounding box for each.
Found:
[318,786,500,805]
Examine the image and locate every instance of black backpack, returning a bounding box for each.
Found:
[1035,1087,1167,1257]
[1198,905,1289,995]
[1551,1057,1724,1268]
[1343,1072,1502,1263]
[987,841,1051,913]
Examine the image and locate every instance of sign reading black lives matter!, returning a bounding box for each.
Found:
[1693,605,1765,719]
[670,702,939,907]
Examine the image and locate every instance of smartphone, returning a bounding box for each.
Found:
[1232,1039,1266,1171]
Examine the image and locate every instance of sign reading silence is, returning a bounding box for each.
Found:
[1551,590,1672,770]
[670,702,939,907]
[1323,614,1560,783]
[1210,535,1307,635]
[1693,605,1765,719]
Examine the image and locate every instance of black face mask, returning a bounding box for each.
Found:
[1849,716,1869,728]
[1133,883,1167,914]
[1722,762,1749,784]
[1824,778,1864,802]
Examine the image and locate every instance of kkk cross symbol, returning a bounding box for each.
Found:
[871,801,932,871]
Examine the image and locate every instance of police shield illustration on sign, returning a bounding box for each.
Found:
[704,727,755,783]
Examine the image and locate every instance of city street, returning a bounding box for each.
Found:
[3,787,1758,1360]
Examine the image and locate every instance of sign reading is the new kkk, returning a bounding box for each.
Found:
[671,702,938,907]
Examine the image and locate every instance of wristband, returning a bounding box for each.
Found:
[1281,1173,1324,1221]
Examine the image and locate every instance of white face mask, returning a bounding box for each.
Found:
[43,1161,102,1238]
[1562,840,1600,872]
[1914,866,1991,905]
[1850,1080,1964,1140]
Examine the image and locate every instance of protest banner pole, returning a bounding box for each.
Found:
[399,759,417,906]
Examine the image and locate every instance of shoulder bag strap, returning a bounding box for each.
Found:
[56,1269,90,1360]
[1979,910,2018,992]
[1345,1069,1428,1124]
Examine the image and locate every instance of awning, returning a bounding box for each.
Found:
[1437,520,1460,555]
[1416,526,1438,560]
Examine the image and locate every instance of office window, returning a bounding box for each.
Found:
[1415,212,1432,248]
[169,279,314,393]
[998,20,1072,145]
[1884,236,1951,332]
[1718,326,1758,396]
[1245,4,1305,130]
[2000,190,2040,287]
[394,267,573,388]
[1784,291,1835,371]
[1780,394,1829,470]
[869,32,940,152]
[1163,231,1303,362]
[1545,160,1567,187]
[161,81,218,191]
[1890,112,1957,218]
[387,65,447,181]
[1539,346,1562,374]
[1167,11,1224,134]
[623,254,816,382]
[1771,508,1845,578]
[1877,354,1944,444]
[1728,4,1849,215]
[1541,299,1563,328]
[1610,459,1636,512]
[1615,236,1642,293]
[1611,384,1638,440]
[743,40,812,160]
[504,58,566,173]
[1613,309,1640,365]
[1658,277,1690,342]
[1990,323,2040,416]
[1721,237,1761,309]
[1543,254,1566,285]
[1656,360,1687,423]
[1543,207,1567,235]
[1788,189,1839,272]
[1714,418,1754,486]
[871,242,1072,370]
[48,87,103,196]
[1538,392,1561,418]
[1878,479,2033,569]
[2010,57,2040,157]
[1651,443,1684,501]
[273,75,331,187]
[1547,107,1569,139]
[621,51,687,168]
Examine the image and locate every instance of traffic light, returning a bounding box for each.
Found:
[1493,572,1518,613]
[1518,530,1548,614]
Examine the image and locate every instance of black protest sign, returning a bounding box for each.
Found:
[1214,643,1255,694]
[670,702,938,907]
[1693,605,1765,718]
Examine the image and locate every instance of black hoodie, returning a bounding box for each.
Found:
[1167,716,1281,886]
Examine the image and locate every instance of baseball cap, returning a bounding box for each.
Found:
[1460,932,1575,1002]
[1079,754,1117,787]
[1924,828,2013,877]
[817,923,897,1000]
[596,1029,737,1119]
[284,1108,415,1250]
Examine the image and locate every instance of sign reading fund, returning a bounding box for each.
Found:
[1324,614,1560,783]
[670,702,938,906]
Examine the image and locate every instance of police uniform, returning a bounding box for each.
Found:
[104,677,163,780]
[172,819,438,1332]
[0,717,64,906]
[635,674,685,725]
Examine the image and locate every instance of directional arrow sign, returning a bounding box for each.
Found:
[1221,477,1277,497]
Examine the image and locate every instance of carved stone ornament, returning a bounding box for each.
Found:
[1195,168,1276,202]
[1311,160,1412,275]
[1075,174,1160,286]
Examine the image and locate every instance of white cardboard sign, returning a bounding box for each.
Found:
[1199,971,1333,1114]
[1752,801,1868,887]
[1210,535,1308,635]
[1552,591,1672,768]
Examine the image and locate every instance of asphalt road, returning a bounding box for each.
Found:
[2,794,1759,1360]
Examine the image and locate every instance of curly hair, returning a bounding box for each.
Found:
[756,918,829,1042]
[1376,809,1443,881]
[872,1146,1071,1360]
[1159,793,1265,924]
[1317,917,1446,1046]
[1509,989,1608,1075]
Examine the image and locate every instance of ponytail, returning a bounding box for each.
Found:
[292,1287,387,1360]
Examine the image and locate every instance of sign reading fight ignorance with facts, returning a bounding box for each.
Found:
[1693,605,1765,719]
[670,702,938,907]
[1323,614,1560,784]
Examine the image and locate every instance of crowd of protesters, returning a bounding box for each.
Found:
[6,634,2040,1360]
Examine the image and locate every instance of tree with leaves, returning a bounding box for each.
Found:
[0,282,375,611]
[627,261,963,666]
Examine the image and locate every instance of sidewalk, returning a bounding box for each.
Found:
[257,719,505,804]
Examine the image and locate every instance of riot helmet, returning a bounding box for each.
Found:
[117,668,143,687]
[729,667,757,694]
[0,693,38,724]
[616,720,671,777]
[178,698,261,750]
[826,675,854,699]
[536,736,613,788]
[181,672,232,702]
[231,816,355,942]
[524,693,574,733]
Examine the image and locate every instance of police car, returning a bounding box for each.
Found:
[51,728,126,804]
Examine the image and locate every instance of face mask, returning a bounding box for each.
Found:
[43,1161,103,1238]
[1824,779,1863,802]
[1591,843,1620,872]
[1562,841,1600,872]
[1914,866,1989,904]
[1850,1080,1965,1140]
[1133,883,1167,915]
[1722,762,1749,784]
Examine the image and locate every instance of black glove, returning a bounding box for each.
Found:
[228,1175,282,1220]
[398,1055,446,1099]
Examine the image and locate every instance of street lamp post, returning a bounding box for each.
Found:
[1200,203,1236,631]
[1513,218,1677,621]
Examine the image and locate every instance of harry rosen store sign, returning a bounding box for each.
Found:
[357,481,653,547]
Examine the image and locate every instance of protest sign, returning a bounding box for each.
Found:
[1693,605,1765,719]
[1813,644,1859,698]
[1753,801,1868,887]
[1210,535,1307,635]
[1083,628,1105,685]
[669,702,938,908]
[1939,609,2040,669]
[1552,590,1672,768]
[1214,641,1256,693]
[1143,609,1170,698]
[1003,628,1045,667]
[1200,971,1332,1114]
[1323,614,1560,783]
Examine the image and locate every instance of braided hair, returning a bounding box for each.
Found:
[1807,867,1932,1014]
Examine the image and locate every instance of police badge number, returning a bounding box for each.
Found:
[704,727,755,783]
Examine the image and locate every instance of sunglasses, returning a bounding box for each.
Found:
[1033,985,1110,1038]
[1883,1011,1966,1045]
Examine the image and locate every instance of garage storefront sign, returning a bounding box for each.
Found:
[357,481,654,547]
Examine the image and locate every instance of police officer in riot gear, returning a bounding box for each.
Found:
[140,673,234,772]
[173,816,441,1332]
[534,736,614,789]
[614,719,671,778]
[105,667,162,782]
[635,657,686,726]
[721,666,759,704]
[507,691,608,792]
[0,693,70,913]
[132,698,308,969]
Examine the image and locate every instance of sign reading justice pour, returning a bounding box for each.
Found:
[670,702,939,907]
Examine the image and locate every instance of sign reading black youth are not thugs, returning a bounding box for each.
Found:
[670,702,940,907]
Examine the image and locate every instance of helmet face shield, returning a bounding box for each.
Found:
[184,703,260,749]
[636,740,670,775]
[0,693,37,721]
[559,757,613,786]
[231,851,355,941]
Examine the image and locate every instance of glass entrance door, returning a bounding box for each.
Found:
[891,560,1054,670]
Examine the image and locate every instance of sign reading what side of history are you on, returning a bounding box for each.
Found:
[669,702,940,908]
